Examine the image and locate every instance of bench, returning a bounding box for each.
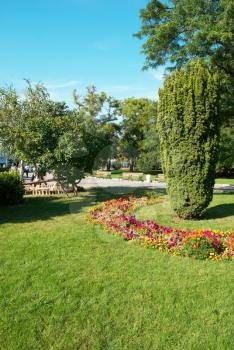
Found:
[24,181,64,195]
[122,172,144,180]
[157,173,165,182]
[95,170,110,177]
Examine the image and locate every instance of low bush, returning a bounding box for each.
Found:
[0,166,10,173]
[36,166,47,179]
[111,169,123,175]
[144,169,162,175]
[0,171,24,205]
[138,175,144,181]
[112,161,122,170]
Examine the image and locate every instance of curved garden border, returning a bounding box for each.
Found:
[89,196,234,261]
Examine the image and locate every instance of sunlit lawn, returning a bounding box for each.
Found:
[215,178,234,185]
[137,193,234,232]
[0,189,233,349]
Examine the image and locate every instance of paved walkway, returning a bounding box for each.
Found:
[80,176,234,191]
[24,174,234,192]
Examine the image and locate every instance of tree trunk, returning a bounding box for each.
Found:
[129,159,134,172]
[19,160,24,180]
[106,159,111,171]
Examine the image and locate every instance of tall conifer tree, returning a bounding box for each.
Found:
[158,61,220,219]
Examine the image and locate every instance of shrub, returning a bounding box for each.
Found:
[36,166,47,179]
[0,171,24,205]
[157,61,221,219]
[111,169,123,175]
[0,166,10,173]
[138,175,144,181]
[112,161,122,170]
[142,169,162,175]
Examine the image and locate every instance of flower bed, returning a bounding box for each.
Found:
[89,196,234,261]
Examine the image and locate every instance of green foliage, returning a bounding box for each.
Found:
[136,0,234,130]
[112,161,122,170]
[136,0,234,77]
[0,166,10,173]
[0,82,71,166]
[216,125,234,175]
[157,61,221,219]
[182,235,218,260]
[138,175,144,182]
[53,165,84,195]
[73,86,120,172]
[111,169,123,175]
[0,83,121,188]
[0,171,24,205]
[136,126,161,173]
[36,166,47,179]
[120,98,157,171]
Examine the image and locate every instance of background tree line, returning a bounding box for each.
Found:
[0,82,159,182]
[0,78,233,183]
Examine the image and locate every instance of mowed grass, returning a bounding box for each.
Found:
[0,190,233,350]
[137,193,234,232]
[215,178,234,185]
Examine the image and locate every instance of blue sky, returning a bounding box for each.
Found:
[0,0,164,106]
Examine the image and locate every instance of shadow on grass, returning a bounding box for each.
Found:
[3,186,230,225]
[0,196,78,225]
[0,186,155,225]
[203,203,234,220]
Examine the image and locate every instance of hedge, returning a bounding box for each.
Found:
[0,171,24,205]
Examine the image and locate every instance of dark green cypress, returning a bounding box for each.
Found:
[157,61,220,219]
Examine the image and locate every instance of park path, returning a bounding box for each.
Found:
[24,174,234,192]
[80,177,234,191]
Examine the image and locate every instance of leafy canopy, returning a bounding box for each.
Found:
[120,98,157,171]
[136,0,234,76]
[0,83,121,188]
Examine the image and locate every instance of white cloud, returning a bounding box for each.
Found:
[44,80,80,89]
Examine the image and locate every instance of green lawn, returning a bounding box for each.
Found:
[137,193,234,232]
[0,190,233,350]
[215,178,234,185]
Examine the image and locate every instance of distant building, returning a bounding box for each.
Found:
[0,151,15,167]
[0,152,8,166]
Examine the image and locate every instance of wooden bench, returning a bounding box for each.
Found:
[95,170,110,177]
[122,172,144,179]
[157,173,165,182]
[24,181,63,195]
